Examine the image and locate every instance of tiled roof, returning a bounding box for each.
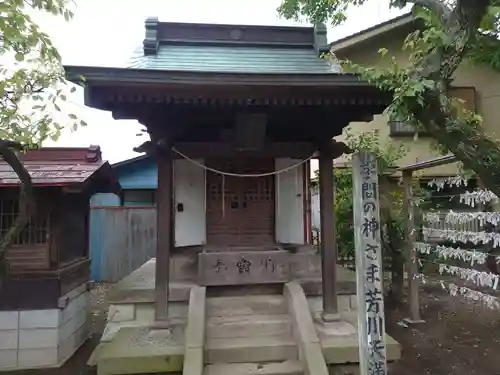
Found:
[128,44,341,74]
[130,18,341,75]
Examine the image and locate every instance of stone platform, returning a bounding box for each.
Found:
[89,260,401,375]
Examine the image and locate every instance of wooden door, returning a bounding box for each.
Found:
[206,158,274,246]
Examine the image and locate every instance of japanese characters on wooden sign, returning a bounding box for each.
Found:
[198,250,290,286]
[352,152,387,375]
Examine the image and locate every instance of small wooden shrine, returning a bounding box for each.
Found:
[0,146,119,310]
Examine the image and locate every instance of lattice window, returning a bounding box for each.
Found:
[122,189,156,206]
[0,199,49,245]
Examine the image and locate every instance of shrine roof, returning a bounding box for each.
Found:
[130,19,339,74]
[123,18,339,75]
[64,19,393,114]
[65,18,349,84]
[129,44,338,74]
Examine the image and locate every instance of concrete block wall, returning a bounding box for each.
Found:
[0,289,90,371]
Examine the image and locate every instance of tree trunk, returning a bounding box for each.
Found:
[0,141,35,276]
[406,0,500,196]
[415,92,500,198]
[381,208,405,305]
[389,248,405,304]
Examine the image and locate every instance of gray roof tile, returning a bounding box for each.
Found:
[128,45,342,74]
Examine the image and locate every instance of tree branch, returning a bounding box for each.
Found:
[398,1,500,197]
[412,0,450,18]
[0,141,35,276]
[455,0,491,25]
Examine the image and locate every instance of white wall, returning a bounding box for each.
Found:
[174,159,206,247]
[275,158,305,244]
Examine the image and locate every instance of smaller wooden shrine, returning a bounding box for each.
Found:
[0,146,119,310]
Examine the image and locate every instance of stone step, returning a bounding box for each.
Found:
[206,295,288,317]
[205,335,298,364]
[204,360,304,375]
[206,314,292,339]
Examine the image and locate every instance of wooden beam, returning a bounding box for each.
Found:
[174,142,317,159]
[318,141,338,319]
[402,170,424,324]
[135,141,318,160]
[397,154,456,172]
[154,142,174,322]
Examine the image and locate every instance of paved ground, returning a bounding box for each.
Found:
[5,282,500,375]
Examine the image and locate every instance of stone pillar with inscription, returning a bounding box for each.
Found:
[352,152,388,375]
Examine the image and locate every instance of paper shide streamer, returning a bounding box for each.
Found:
[424,210,500,226]
[413,242,495,266]
[422,227,500,247]
[415,243,499,289]
[427,176,468,191]
[416,274,500,309]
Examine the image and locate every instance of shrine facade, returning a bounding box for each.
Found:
[65,18,390,322]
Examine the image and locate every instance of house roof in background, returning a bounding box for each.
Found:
[330,12,413,53]
[0,146,117,187]
[111,154,150,169]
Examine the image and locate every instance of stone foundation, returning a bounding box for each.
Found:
[0,284,90,371]
[91,260,400,374]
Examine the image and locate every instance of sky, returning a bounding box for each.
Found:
[34,0,407,163]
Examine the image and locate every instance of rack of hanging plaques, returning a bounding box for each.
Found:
[397,155,500,325]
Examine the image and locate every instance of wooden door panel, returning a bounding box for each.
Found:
[206,158,274,246]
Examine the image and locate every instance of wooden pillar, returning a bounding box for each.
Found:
[318,142,338,318]
[155,145,174,322]
[402,170,422,323]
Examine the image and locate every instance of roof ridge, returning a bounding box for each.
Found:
[142,17,329,56]
[18,145,103,163]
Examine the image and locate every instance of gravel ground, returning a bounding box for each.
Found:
[387,284,500,375]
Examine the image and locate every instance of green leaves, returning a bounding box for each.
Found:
[278,0,500,197]
[277,0,369,26]
[329,129,406,257]
[0,0,81,145]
